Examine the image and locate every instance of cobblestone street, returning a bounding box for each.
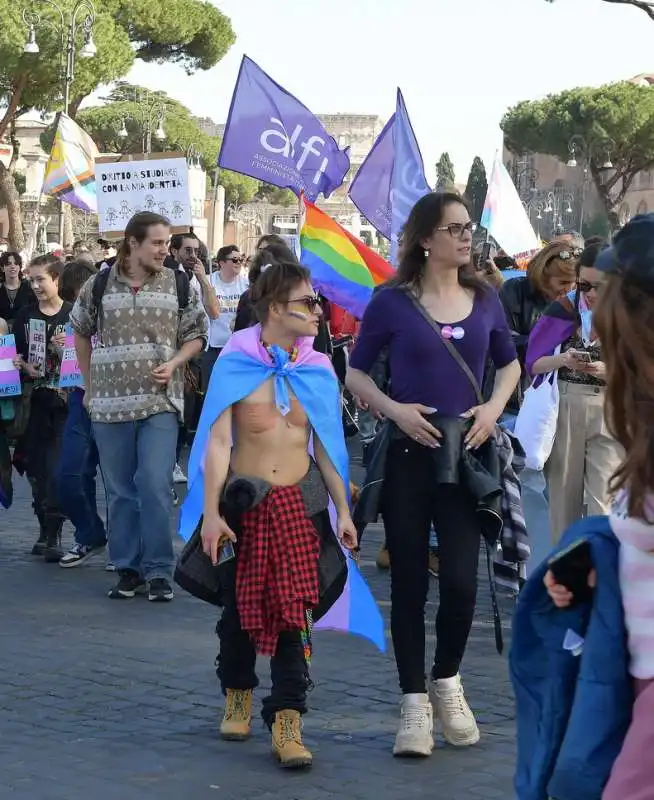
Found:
[0,460,518,800]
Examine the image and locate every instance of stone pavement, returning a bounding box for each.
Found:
[0,453,521,800]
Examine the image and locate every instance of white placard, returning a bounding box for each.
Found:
[28,318,46,377]
[95,156,191,233]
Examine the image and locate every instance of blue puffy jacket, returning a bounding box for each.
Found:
[510,516,632,800]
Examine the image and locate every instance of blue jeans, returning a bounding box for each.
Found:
[92,411,178,581]
[57,389,106,548]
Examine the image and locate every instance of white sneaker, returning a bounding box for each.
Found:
[172,464,187,484]
[430,674,480,746]
[392,693,434,757]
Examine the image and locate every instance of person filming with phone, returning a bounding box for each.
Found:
[526,241,623,541]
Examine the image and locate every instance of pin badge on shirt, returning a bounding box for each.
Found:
[441,325,465,341]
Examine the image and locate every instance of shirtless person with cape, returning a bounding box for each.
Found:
[179,260,382,769]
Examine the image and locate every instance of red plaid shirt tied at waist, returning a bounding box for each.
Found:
[235,484,320,656]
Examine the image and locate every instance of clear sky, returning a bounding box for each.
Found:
[123,0,654,184]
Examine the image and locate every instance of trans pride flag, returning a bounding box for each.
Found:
[179,326,385,653]
[300,199,395,319]
[42,113,99,212]
[481,153,540,266]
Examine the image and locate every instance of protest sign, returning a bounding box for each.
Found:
[95,153,191,234]
[59,325,83,388]
[28,319,46,377]
[0,335,21,397]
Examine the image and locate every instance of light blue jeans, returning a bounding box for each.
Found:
[93,411,178,581]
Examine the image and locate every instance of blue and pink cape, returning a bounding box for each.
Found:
[179,325,385,652]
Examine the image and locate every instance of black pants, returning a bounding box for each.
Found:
[382,438,481,693]
[25,388,67,533]
[215,558,309,727]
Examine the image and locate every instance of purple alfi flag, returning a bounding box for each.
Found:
[349,89,430,258]
[218,56,350,202]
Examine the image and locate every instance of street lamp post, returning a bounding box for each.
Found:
[23,0,97,245]
[514,163,539,201]
[567,134,614,234]
[117,88,167,155]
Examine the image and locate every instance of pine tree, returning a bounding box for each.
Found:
[464,157,488,224]
[435,152,456,191]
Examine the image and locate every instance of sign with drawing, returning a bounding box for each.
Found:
[95,153,191,234]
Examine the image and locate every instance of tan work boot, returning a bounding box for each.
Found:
[271,709,313,769]
[220,688,253,741]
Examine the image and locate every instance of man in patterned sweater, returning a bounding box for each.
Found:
[71,212,207,602]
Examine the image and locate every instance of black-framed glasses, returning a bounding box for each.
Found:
[578,280,602,293]
[287,295,322,313]
[435,221,477,239]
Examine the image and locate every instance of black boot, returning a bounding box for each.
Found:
[43,519,64,564]
[31,510,47,556]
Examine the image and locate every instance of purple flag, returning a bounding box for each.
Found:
[348,114,395,239]
[218,56,350,202]
[349,89,430,253]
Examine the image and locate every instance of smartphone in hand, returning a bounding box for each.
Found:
[548,539,594,607]
[218,540,235,564]
[569,349,594,364]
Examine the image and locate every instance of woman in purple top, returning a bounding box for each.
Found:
[347,192,519,758]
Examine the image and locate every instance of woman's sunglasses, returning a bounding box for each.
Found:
[558,248,583,261]
[578,280,602,293]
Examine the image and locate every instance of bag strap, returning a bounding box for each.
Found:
[401,286,484,406]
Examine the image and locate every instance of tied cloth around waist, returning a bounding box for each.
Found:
[226,462,328,657]
[222,459,329,518]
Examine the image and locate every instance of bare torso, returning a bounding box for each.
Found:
[230,378,311,485]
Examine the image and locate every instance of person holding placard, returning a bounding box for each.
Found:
[12,254,72,561]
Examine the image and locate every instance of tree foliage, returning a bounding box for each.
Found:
[435,152,456,191]
[255,184,297,207]
[464,156,488,224]
[0,0,234,247]
[0,0,234,131]
[545,0,654,21]
[502,82,654,228]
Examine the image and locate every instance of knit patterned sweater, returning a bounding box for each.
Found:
[70,265,207,423]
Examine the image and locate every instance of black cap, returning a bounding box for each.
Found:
[595,214,654,287]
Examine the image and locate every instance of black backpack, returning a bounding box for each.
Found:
[91,267,190,337]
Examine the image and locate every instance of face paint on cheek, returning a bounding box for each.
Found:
[287,310,309,321]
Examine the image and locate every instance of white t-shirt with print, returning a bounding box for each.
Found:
[208,271,249,348]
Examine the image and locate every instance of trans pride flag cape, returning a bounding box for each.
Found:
[179,325,385,652]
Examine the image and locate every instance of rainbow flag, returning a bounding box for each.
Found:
[42,112,99,213]
[300,199,395,319]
